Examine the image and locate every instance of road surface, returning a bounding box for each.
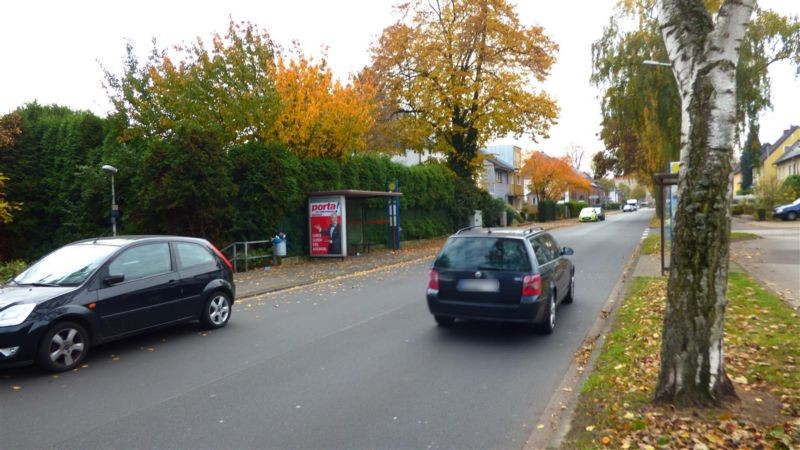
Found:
[1,210,652,449]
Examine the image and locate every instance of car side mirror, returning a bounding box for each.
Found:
[104,274,125,285]
[561,247,574,256]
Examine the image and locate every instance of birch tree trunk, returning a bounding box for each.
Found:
[654,0,756,406]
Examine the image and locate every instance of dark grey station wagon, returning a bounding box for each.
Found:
[426,227,575,333]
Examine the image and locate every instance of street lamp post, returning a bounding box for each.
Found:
[101,165,118,236]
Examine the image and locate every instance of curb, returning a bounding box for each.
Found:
[234,253,438,302]
[524,224,650,449]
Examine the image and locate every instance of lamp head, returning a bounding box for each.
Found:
[102,164,118,174]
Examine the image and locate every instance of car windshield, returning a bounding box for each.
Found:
[14,243,119,286]
[580,208,595,215]
[792,198,800,206]
[434,237,531,271]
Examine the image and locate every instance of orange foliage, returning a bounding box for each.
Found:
[521,151,591,201]
[273,52,376,159]
[0,113,22,148]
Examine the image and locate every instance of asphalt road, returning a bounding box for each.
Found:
[1,209,652,449]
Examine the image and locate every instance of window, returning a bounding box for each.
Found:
[175,242,216,269]
[530,238,551,266]
[533,235,560,264]
[434,237,531,272]
[108,243,171,282]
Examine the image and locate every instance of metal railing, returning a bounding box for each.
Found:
[219,239,273,273]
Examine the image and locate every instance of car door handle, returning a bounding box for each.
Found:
[167,279,178,287]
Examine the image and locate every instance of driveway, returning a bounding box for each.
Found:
[731,217,800,310]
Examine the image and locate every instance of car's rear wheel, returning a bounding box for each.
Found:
[37,321,89,372]
[564,273,575,304]
[434,315,455,327]
[539,290,556,334]
[788,211,798,221]
[201,292,232,329]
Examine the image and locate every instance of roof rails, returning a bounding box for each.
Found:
[524,227,544,235]
[455,225,481,235]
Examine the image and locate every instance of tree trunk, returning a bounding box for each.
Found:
[654,0,755,406]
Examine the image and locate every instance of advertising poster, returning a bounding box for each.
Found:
[309,196,346,257]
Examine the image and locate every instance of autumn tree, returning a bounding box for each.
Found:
[654,0,757,406]
[0,113,22,224]
[273,51,376,159]
[521,151,590,201]
[369,0,559,179]
[565,143,585,170]
[104,20,281,146]
[591,2,799,182]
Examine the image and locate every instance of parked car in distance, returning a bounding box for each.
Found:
[0,236,235,372]
[623,204,635,212]
[773,198,800,221]
[592,206,605,221]
[426,227,575,333]
[626,199,639,211]
[579,207,600,222]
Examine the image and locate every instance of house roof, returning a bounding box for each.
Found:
[775,140,800,165]
[484,156,515,172]
[761,125,799,161]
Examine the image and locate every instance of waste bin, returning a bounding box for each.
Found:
[756,208,766,221]
[272,233,287,257]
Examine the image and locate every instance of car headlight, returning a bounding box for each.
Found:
[775,207,784,213]
[0,304,36,327]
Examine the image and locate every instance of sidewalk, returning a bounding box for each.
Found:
[730,216,800,311]
[233,218,578,299]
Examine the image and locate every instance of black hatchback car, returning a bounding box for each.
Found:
[426,227,575,333]
[0,236,235,371]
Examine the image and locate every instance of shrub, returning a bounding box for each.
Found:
[0,260,27,282]
[783,175,800,200]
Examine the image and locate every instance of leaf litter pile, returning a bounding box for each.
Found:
[566,273,800,449]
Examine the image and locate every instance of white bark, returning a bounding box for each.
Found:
[655,0,755,404]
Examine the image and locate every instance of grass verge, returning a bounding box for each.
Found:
[563,273,800,449]
[641,231,759,256]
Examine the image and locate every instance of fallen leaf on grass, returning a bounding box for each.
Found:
[732,376,748,384]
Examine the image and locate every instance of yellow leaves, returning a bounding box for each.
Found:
[273,51,376,159]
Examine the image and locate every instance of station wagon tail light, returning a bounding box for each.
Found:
[427,269,440,294]
[522,274,542,296]
[210,244,234,272]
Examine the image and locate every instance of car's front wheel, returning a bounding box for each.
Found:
[37,321,89,372]
[564,273,575,304]
[787,211,798,221]
[201,292,232,329]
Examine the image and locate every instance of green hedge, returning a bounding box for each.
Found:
[0,103,489,261]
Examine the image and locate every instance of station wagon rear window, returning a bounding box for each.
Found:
[434,237,531,272]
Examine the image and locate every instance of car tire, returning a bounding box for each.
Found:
[563,272,575,304]
[36,321,90,372]
[434,315,455,327]
[539,290,556,334]
[201,291,232,329]
[788,212,798,221]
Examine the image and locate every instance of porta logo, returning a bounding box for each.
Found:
[311,203,338,212]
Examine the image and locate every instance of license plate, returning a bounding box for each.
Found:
[457,279,500,292]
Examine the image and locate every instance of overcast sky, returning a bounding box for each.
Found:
[1,0,798,169]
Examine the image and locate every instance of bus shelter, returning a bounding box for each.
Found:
[308,189,402,258]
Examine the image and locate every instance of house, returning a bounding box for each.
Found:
[480,145,525,209]
[775,140,800,182]
[754,126,800,186]
[390,149,442,166]
[566,172,606,206]
[732,164,743,193]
